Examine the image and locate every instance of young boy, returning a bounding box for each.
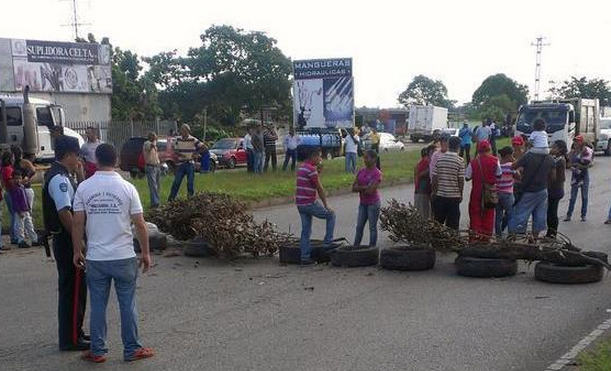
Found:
[296,148,335,266]
[496,147,519,238]
[414,146,434,219]
[528,118,549,154]
[352,150,382,247]
[10,170,37,248]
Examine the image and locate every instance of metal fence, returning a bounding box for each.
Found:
[65,120,178,149]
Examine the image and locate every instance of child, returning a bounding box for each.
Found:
[528,118,549,154]
[414,145,434,219]
[495,147,519,238]
[352,150,382,247]
[10,170,36,248]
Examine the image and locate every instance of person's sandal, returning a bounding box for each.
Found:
[604,220,611,225]
[81,351,106,363]
[125,347,155,362]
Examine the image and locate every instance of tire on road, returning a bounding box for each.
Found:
[331,246,379,268]
[183,238,213,257]
[278,239,340,264]
[380,246,436,271]
[455,256,518,278]
[535,262,604,284]
[561,251,609,267]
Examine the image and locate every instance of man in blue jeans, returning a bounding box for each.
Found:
[508,150,555,238]
[296,148,336,266]
[283,128,299,171]
[168,124,206,201]
[72,144,154,363]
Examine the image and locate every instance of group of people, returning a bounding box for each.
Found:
[243,123,296,173]
[414,118,593,241]
[43,135,153,363]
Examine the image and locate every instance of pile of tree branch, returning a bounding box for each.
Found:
[380,199,610,269]
[147,193,291,259]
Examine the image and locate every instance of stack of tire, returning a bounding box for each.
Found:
[455,255,518,278]
[133,222,167,253]
[279,238,345,264]
[534,251,607,284]
[330,245,379,268]
[379,244,436,271]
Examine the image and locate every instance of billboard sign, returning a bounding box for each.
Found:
[293,58,354,129]
[10,39,112,94]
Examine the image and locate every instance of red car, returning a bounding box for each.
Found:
[209,138,247,169]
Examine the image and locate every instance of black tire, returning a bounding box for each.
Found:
[562,251,609,267]
[278,245,330,264]
[183,238,213,257]
[411,137,419,143]
[331,246,379,268]
[380,247,436,271]
[455,256,518,278]
[535,262,603,284]
[227,157,236,169]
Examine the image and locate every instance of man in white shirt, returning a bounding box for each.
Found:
[243,127,254,172]
[282,128,299,171]
[344,128,359,173]
[80,127,102,178]
[72,143,154,363]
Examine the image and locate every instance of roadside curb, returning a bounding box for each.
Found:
[247,178,413,210]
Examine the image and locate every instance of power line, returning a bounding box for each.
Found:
[531,36,550,101]
[60,0,91,40]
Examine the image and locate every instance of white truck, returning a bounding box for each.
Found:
[0,88,84,162]
[407,105,448,143]
[515,98,599,149]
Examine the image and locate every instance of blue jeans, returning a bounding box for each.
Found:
[4,191,18,243]
[86,258,142,359]
[146,165,160,208]
[253,151,264,173]
[508,189,548,234]
[567,172,589,218]
[283,149,297,171]
[354,202,380,246]
[168,162,195,201]
[298,202,336,261]
[345,152,357,173]
[495,192,514,237]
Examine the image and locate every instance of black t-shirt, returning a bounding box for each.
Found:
[516,152,555,193]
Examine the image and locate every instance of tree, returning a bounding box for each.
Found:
[549,76,611,106]
[476,95,516,123]
[398,75,455,108]
[472,74,528,110]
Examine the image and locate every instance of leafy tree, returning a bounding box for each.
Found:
[472,74,528,110]
[549,76,611,106]
[398,75,455,108]
[476,94,516,123]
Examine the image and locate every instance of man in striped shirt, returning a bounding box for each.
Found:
[432,137,464,230]
[168,124,207,201]
[296,148,335,266]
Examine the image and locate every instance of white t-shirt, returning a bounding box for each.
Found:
[81,140,101,163]
[73,171,143,261]
[345,134,359,154]
[529,131,548,148]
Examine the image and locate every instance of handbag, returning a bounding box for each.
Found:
[477,157,498,209]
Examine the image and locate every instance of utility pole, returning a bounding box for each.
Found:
[60,0,90,40]
[531,36,550,102]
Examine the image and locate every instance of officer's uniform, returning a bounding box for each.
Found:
[42,161,87,350]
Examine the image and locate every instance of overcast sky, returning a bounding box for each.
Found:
[5,0,611,107]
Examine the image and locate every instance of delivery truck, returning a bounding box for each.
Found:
[407,105,448,143]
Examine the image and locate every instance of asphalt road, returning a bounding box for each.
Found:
[2,155,611,371]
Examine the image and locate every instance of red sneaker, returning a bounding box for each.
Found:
[124,347,155,362]
[81,351,106,363]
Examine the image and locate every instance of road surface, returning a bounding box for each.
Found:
[2,155,611,371]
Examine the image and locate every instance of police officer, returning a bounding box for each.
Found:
[42,136,89,351]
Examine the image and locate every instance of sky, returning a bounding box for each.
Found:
[4,0,611,107]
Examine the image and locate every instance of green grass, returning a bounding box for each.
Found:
[28,150,421,229]
[578,338,611,371]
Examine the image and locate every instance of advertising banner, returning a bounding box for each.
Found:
[10,39,112,94]
[293,58,354,129]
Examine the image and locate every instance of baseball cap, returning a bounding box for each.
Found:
[511,136,525,146]
[574,135,584,144]
[477,140,491,153]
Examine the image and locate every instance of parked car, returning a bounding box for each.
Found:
[441,128,459,137]
[209,138,247,169]
[158,138,217,174]
[379,133,405,152]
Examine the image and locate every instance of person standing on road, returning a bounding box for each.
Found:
[489,119,499,156]
[429,132,450,181]
[564,135,593,222]
[465,140,502,241]
[143,132,161,208]
[72,143,154,364]
[243,127,254,173]
[414,146,434,219]
[42,135,89,351]
[263,124,278,171]
[13,147,38,246]
[296,148,335,267]
[508,146,555,239]
[547,140,567,238]
[432,136,465,230]
[458,122,472,164]
[494,146,518,238]
[283,128,299,171]
[352,150,382,247]
[80,127,102,179]
[252,125,265,174]
[344,128,359,174]
[474,120,492,145]
[168,124,206,201]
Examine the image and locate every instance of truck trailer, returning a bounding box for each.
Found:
[407,105,448,143]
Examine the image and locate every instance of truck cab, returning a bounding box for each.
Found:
[0,95,84,162]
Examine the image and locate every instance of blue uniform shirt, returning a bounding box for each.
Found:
[458,127,472,147]
[48,174,75,212]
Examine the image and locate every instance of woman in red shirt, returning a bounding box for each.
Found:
[466,141,501,242]
[1,150,18,246]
